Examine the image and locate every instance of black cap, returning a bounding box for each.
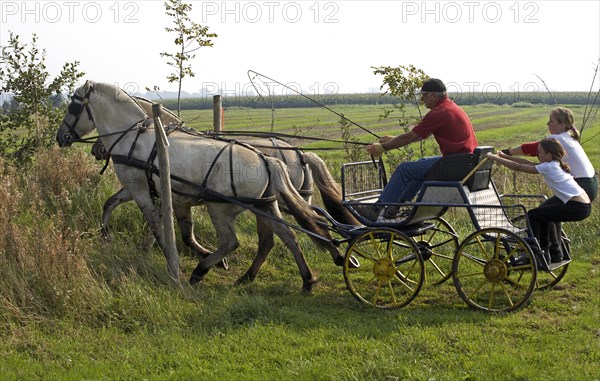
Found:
[420,78,446,93]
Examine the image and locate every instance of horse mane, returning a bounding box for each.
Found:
[133,96,183,126]
[92,82,144,110]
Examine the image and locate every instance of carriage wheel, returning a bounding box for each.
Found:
[536,230,570,290]
[415,217,459,286]
[452,228,537,312]
[343,228,424,309]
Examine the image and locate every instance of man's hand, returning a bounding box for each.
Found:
[366,143,385,157]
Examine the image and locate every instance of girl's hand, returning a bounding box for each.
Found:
[486,152,499,160]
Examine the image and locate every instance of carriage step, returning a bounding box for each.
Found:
[547,259,570,270]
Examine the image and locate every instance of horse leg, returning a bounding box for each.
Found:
[189,204,242,285]
[236,218,274,285]
[256,205,318,293]
[132,195,179,280]
[100,187,133,242]
[173,204,229,269]
[100,187,156,249]
[173,204,213,257]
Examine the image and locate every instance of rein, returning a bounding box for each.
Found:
[248,70,381,140]
[205,130,370,150]
[247,70,384,167]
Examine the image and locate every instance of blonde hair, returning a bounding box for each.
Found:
[551,107,580,141]
[540,138,571,173]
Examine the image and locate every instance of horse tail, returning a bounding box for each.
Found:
[264,157,334,248]
[301,152,360,226]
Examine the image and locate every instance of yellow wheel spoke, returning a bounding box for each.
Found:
[493,233,502,260]
[487,283,497,309]
[475,236,491,260]
[456,270,485,279]
[470,278,489,299]
[351,247,377,263]
[387,280,398,305]
[428,258,446,278]
[394,271,415,291]
[499,282,515,307]
[459,252,486,267]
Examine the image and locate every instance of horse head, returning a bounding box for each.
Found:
[56,80,96,147]
[56,81,147,148]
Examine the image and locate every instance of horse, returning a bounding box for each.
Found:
[90,98,359,269]
[56,81,344,292]
[92,97,358,244]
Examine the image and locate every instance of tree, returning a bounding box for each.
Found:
[0,32,84,165]
[372,64,430,162]
[160,0,217,116]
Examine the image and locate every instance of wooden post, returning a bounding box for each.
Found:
[152,103,180,281]
[213,95,222,134]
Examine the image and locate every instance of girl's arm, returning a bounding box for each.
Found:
[486,152,539,174]
[502,141,539,156]
[497,151,537,165]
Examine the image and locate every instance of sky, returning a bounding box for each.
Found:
[1,0,599,99]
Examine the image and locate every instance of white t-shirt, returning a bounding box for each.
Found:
[536,161,586,203]
[549,132,595,178]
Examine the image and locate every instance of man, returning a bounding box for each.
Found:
[364,78,478,220]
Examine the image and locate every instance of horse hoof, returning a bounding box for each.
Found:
[302,277,319,293]
[334,255,360,268]
[100,228,113,243]
[235,275,255,285]
[217,258,229,270]
[190,267,210,285]
[189,274,202,285]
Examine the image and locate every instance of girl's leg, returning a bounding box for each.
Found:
[529,200,591,262]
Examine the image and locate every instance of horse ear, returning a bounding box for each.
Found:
[83,80,95,91]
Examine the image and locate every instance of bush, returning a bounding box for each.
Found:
[0,32,84,166]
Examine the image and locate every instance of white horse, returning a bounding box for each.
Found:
[91,97,359,268]
[56,81,342,292]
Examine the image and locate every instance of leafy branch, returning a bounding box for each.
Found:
[160,0,217,116]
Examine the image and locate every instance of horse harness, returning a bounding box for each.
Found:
[63,86,276,206]
[109,125,277,205]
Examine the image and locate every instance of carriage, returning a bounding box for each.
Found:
[314,146,571,312]
[57,81,572,314]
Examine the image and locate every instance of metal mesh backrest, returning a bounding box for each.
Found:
[341,161,386,202]
[464,182,527,234]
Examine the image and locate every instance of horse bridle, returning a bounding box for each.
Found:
[60,85,95,144]
[61,84,150,151]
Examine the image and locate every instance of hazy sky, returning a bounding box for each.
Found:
[1,0,599,98]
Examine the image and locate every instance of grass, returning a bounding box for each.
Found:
[0,104,599,380]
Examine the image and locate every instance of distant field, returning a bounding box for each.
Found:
[176,103,600,170]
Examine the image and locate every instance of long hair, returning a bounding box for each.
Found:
[551,107,580,141]
[540,138,571,173]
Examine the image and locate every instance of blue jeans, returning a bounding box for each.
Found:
[378,156,441,202]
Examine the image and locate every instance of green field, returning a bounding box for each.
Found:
[0,103,599,380]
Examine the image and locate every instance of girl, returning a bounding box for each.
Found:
[501,107,598,201]
[487,138,591,263]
